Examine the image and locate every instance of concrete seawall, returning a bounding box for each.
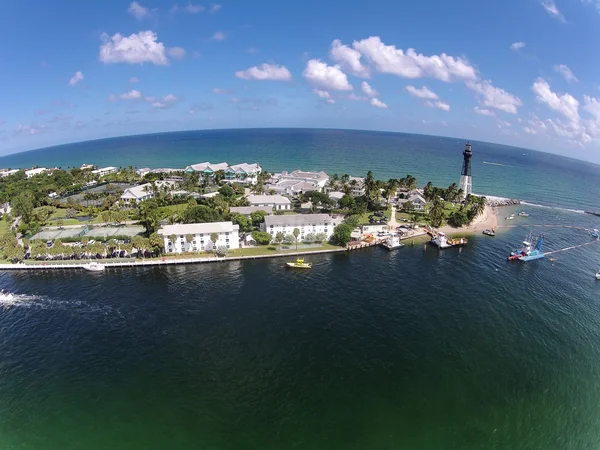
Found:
[0,248,348,271]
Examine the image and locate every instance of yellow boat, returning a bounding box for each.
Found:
[286,257,312,269]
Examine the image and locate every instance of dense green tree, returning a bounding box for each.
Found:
[138,199,161,236]
[218,184,235,198]
[210,232,219,249]
[251,231,272,245]
[428,196,445,228]
[182,205,222,224]
[250,210,267,227]
[231,213,252,233]
[274,231,284,247]
[338,194,355,209]
[149,233,164,254]
[12,193,34,224]
[331,223,353,246]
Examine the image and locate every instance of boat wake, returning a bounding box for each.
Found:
[483,161,516,168]
[520,201,586,215]
[0,294,126,319]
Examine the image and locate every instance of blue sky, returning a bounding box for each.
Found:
[2,0,600,161]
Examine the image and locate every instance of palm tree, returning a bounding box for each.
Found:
[214,169,225,185]
[292,228,300,250]
[169,234,177,251]
[210,232,219,252]
[428,196,445,228]
[275,231,284,248]
[423,182,434,201]
[185,234,194,251]
[446,183,458,203]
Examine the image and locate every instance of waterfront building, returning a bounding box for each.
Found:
[230,206,274,216]
[91,166,118,177]
[267,170,329,195]
[348,177,366,196]
[80,164,94,170]
[25,167,48,178]
[158,222,240,253]
[184,162,262,184]
[261,214,338,242]
[458,142,473,198]
[246,194,292,211]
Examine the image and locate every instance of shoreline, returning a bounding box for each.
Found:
[438,204,500,236]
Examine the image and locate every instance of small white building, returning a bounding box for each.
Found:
[25,167,48,178]
[158,222,240,253]
[91,166,118,177]
[246,194,292,211]
[261,214,338,242]
[120,183,154,204]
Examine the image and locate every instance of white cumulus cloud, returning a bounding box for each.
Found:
[330,39,370,78]
[211,31,225,41]
[108,89,143,101]
[302,59,353,91]
[554,64,578,83]
[353,36,477,82]
[405,85,438,100]
[425,100,450,111]
[99,31,168,65]
[532,78,579,123]
[474,107,496,116]
[467,79,522,114]
[235,63,292,81]
[510,42,526,51]
[128,1,152,20]
[371,98,388,109]
[313,89,331,99]
[69,71,84,86]
[361,81,378,98]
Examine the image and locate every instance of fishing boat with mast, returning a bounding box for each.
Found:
[507,233,545,262]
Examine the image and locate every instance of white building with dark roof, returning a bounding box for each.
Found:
[246,194,292,211]
[158,222,240,253]
[261,214,339,242]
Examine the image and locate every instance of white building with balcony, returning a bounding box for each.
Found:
[91,166,118,177]
[261,214,339,242]
[184,161,262,184]
[25,168,48,178]
[267,170,329,195]
[158,222,240,253]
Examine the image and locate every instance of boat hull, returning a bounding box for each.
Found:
[285,263,312,269]
[518,253,545,262]
[382,243,404,250]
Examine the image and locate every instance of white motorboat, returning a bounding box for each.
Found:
[0,291,14,300]
[518,211,529,217]
[382,234,404,250]
[430,232,453,249]
[596,270,600,280]
[82,262,105,272]
[505,214,515,220]
[592,229,600,239]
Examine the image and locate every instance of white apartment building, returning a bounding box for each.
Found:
[184,161,262,184]
[261,214,338,242]
[91,166,118,177]
[25,168,48,178]
[0,169,19,177]
[267,169,329,195]
[158,222,240,253]
[246,194,292,211]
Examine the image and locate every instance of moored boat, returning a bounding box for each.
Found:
[430,232,453,249]
[592,229,599,239]
[286,258,312,269]
[382,234,404,250]
[505,214,515,220]
[482,229,495,237]
[595,270,600,280]
[82,262,105,272]
[518,211,529,217]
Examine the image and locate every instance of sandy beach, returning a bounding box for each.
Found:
[439,205,499,235]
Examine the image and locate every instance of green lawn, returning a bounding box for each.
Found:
[34,207,86,226]
[228,242,340,257]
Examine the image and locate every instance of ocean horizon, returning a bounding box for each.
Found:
[0,128,598,212]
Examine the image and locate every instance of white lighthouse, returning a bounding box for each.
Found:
[458,142,473,198]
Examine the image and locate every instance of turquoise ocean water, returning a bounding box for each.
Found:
[1,129,600,449]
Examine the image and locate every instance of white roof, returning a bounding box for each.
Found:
[91,166,117,173]
[329,191,345,200]
[264,214,334,227]
[186,161,229,172]
[229,162,261,173]
[280,170,329,182]
[158,221,239,236]
[26,167,47,174]
[247,194,291,205]
[121,183,153,199]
